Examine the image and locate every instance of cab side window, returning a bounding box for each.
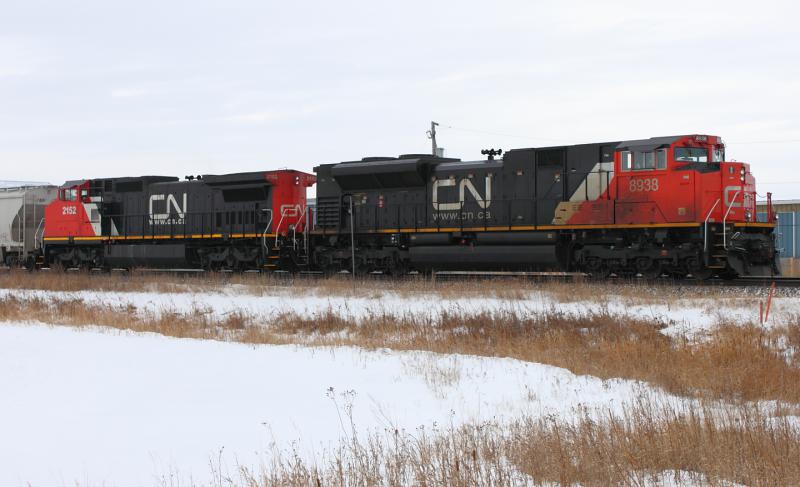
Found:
[621,151,632,171]
[656,149,667,169]
[622,149,667,171]
[633,151,655,170]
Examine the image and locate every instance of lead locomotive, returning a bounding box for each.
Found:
[310,134,778,278]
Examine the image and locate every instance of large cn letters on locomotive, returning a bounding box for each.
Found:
[149,193,187,225]
[432,175,492,210]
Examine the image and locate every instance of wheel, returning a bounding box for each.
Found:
[688,268,714,280]
[585,258,611,279]
[635,257,662,280]
[638,266,662,280]
[685,257,714,280]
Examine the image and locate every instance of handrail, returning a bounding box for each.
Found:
[767,192,776,222]
[260,209,273,252]
[34,217,45,250]
[723,189,741,249]
[273,207,293,250]
[291,205,307,252]
[703,198,721,252]
[304,206,310,258]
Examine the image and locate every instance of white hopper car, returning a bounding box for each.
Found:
[0,185,57,267]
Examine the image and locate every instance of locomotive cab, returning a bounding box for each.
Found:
[44,180,103,239]
[613,134,759,226]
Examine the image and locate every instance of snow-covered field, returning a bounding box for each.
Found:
[0,322,670,486]
[0,282,796,485]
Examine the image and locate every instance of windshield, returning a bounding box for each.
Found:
[674,147,708,163]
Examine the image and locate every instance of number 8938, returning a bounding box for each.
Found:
[629,178,659,192]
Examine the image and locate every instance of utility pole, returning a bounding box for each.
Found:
[426,121,439,156]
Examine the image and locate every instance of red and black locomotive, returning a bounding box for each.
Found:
[310,134,778,278]
[35,133,778,278]
[43,170,315,270]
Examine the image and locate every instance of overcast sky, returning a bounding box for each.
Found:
[1,0,799,198]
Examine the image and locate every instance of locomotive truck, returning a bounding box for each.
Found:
[9,133,779,279]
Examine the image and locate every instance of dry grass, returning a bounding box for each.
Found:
[512,402,800,486]
[0,268,794,303]
[2,294,799,403]
[200,400,800,487]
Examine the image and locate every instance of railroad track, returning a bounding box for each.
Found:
[720,276,800,288]
[431,271,800,288]
[2,265,799,288]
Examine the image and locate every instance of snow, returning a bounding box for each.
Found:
[637,470,745,487]
[1,286,792,338]
[0,283,793,485]
[0,322,672,486]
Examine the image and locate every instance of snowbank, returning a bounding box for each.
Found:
[0,322,669,486]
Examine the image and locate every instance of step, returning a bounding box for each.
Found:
[267,255,281,259]
[707,265,726,269]
[711,254,728,258]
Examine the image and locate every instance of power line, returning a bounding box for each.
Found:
[727,139,800,145]
[439,124,575,143]
[439,123,800,145]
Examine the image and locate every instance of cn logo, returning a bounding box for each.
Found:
[432,175,492,211]
[723,185,743,209]
[149,193,187,224]
[279,204,303,217]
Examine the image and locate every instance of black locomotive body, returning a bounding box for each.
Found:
[43,170,314,270]
[310,145,614,273]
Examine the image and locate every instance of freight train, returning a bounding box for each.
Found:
[1,133,780,279]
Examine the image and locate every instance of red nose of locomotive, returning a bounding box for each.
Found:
[716,161,757,223]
